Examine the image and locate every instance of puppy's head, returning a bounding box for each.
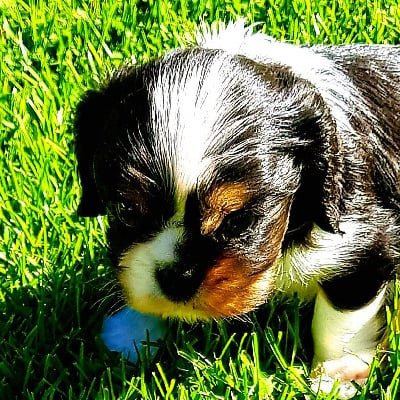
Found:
[75,47,342,320]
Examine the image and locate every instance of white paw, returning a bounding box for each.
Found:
[310,374,359,399]
[310,355,370,399]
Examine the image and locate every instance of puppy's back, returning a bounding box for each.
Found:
[317,45,400,209]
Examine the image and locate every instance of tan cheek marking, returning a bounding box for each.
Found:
[196,255,275,318]
[197,201,293,318]
[201,183,250,235]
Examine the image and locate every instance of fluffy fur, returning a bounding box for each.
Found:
[75,21,400,395]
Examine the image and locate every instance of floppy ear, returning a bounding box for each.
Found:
[289,90,344,234]
[74,90,107,217]
[249,58,344,234]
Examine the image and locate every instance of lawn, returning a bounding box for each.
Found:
[1,0,400,398]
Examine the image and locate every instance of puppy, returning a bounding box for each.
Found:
[75,21,400,397]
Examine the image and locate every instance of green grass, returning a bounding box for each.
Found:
[0,0,399,398]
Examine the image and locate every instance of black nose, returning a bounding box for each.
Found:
[155,263,205,303]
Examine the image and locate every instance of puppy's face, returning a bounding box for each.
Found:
[75,48,339,320]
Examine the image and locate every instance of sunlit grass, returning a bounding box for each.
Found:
[1,0,399,398]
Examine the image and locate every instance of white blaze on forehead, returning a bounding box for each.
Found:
[150,52,233,193]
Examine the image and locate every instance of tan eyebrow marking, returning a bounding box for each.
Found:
[201,182,250,235]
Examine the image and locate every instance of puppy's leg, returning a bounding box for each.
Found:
[310,285,387,399]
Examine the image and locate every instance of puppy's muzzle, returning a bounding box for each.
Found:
[155,262,206,303]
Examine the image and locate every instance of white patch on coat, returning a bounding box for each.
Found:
[312,286,386,365]
[150,51,245,194]
[276,220,366,299]
[119,226,181,302]
[310,286,387,399]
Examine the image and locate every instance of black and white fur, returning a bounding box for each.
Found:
[75,21,400,397]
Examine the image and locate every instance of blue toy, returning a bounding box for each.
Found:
[101,307,167,363]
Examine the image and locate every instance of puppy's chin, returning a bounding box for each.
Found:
[118,233,277,321]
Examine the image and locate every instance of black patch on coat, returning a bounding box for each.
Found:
[321,244,395,310]
[332,47,400,213]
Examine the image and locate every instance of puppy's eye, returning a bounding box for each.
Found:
[113,203,139,227]
[218,210,256,241]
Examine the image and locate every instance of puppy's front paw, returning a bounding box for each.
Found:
[309,287,387,398]
[310,355,370,399]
